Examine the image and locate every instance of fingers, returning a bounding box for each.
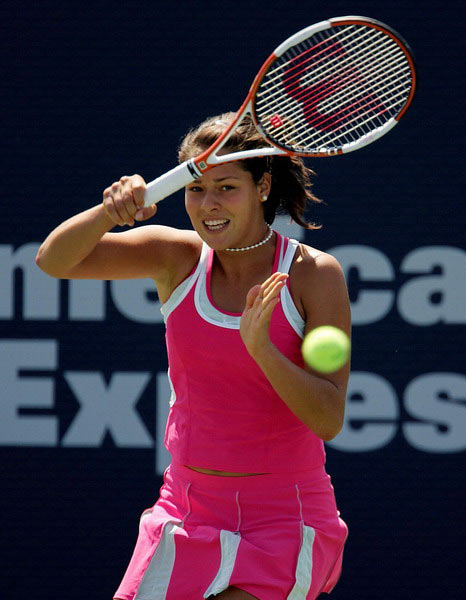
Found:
[103,174,156,226]
[246,273,287,310]
[240,273,289,356]
[130,174,146,208]
[247,272,288,321]
[135,204,157,222]
[255,272,288,307]
[245,284,262,309]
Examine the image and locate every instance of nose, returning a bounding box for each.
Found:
[200,189,221,211]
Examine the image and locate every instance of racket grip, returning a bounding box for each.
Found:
[144,161,198,206]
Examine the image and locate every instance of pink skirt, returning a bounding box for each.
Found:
[114,462,348,600]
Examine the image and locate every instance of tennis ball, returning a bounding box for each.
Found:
[302,326,350,373]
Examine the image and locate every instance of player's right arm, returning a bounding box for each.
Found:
[36,175,200,299]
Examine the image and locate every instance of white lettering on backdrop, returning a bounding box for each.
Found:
[1,231,465,474]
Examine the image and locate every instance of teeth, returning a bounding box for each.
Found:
[204,219,229,230]
[204,219,229,226]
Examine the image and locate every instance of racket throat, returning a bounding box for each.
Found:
[187,159,202,179]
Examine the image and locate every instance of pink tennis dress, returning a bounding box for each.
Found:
[114,232,348,600]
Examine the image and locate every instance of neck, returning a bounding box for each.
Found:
[214,229,277,280]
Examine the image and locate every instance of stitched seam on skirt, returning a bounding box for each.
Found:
[295,483,304,546]
[235,490,242,532]
[181,482,192,526]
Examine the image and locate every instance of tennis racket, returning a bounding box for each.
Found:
[144,15,416,206]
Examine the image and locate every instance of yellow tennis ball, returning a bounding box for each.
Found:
[302,326,350,373]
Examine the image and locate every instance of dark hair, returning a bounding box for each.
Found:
[178,112,322,229]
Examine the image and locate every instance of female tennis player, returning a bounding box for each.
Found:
[36,113,351,600]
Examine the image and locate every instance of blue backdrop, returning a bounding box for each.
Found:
[2,1,465,599]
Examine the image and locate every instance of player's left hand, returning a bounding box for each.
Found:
[240,272,288,358]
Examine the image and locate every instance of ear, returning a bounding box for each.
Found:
[257,172,272,201]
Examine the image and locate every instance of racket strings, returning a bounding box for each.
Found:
[272,52,410,144]
[267,30,409,136]
[293,37,408,120]
[257,32,402,112]
[268,27,403,110]
[296,80,411,147]
[254,24,413,152]
[266,48,409,146]
[259,26,374,97]
[260,50,407,132]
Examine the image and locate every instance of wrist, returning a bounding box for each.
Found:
[97,203,118,230]
[247,338,278,370]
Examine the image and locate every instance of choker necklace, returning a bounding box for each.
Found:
[225,224,273,252]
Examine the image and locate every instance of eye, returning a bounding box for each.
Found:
[220,184,235,191]
[187,185,203,192]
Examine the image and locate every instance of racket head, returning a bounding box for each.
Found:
[144,16,416,205]
[250,16,417,157]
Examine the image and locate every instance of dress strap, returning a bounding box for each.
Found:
[279,237,300,274]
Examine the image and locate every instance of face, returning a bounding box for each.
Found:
[185,162,271,251]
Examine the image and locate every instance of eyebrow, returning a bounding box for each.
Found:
[192,176,242,183]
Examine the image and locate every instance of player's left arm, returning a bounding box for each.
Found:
[299,249,352,423]
[241,248,351,441]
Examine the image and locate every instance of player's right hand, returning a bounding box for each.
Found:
[102,174,157,227]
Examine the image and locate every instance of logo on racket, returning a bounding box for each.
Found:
[269,114,284,128]
[283,39,388,133]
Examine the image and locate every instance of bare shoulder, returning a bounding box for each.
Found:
[138,226,203,301]
[290,242,350,331]
[291,242,346,286]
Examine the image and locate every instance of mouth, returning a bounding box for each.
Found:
[203,219,230,232]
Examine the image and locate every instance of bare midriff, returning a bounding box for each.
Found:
[186,465,268,477]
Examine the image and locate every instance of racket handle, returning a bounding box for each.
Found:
[144,161,199,206]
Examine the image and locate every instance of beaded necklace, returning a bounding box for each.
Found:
[225,224,273,252]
